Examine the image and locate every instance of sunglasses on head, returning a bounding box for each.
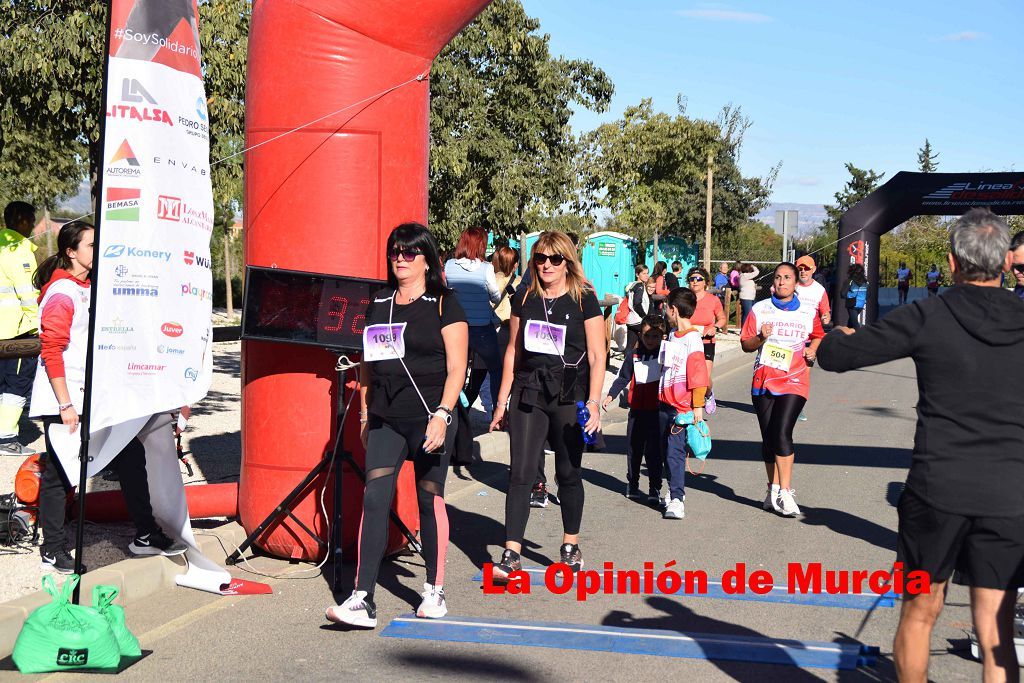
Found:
[688,276,705,282]
[533,252,566,267]
[388,247,423,262]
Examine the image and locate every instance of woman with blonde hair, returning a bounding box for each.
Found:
[489,231,606,579]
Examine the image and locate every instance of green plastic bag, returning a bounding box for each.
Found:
[12,575,121,674]
[93,585,141,659]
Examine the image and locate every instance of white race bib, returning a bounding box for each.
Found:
[659,339,683,368]
[363,323,406,362]
[523,320,567,356]
[633,358,660,384]
[761,342,793,371]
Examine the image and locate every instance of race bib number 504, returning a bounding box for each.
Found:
[363,323,406,361]
[761,342,793,371]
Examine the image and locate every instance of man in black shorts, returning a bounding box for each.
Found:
[819,208,1024,682]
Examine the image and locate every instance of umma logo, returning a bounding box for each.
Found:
[157,195,182,221]
[161,322,183,337]
[57,647,88,666]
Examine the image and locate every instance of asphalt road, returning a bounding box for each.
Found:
[28,352,986,682]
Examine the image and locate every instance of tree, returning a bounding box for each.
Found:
[581,98,776,245]
[712,220,781,262]
[0,0,249,217]
[428,0,613,247]
[801,163,884,266]
[917,138,939,173]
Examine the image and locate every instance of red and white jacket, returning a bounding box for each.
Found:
[658,328,709,414]
[741,296,825,400]
[29,270,90,416]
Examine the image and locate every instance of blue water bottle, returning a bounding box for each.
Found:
[576,401,596,446]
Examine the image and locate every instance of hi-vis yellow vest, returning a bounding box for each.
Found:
[0,229,39,338]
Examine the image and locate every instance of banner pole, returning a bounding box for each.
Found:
[72,0,116,604]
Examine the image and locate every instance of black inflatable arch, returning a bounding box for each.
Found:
[834,171,1024,324]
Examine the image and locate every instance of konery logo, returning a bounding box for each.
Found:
[104,245,171,262]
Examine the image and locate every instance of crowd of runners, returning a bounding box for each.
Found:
[322,211,1024,683]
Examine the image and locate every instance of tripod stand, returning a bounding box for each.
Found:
[226,353,423,593]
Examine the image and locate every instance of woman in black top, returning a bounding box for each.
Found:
[326,223,468,629]
[489,231,606,579]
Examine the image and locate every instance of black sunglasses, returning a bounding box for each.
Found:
[533,252,566,267]
[688,276,705,282]
[1013,264,1024,275]
[388,247,423,262]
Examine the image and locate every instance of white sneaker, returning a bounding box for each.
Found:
[325,590,377,628]
[763,484,781,511]
[776,488,801,517]
[416,583,448,619]
[663,498,685,519]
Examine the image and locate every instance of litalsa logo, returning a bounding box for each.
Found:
[57,647,88,667]
[113,286,159,297]
[107,80,172,127]
[100,317,134,335]
[181,283,211,301]
[161,322,183,337]
[923,178,1024,202]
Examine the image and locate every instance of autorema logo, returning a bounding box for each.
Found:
[184,367,199,381]
[107,139,141,177]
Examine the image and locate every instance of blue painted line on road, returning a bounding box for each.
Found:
[471,566,896,610]
[381,614,873,670]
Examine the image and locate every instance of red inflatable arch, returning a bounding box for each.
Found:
[242,1,492,560]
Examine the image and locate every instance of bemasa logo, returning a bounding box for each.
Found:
[104,187,141,221]
[184,367,199,381]
[107,139,141,177]
[57,647,88,667]
[157,196,182,221]
[161,322,183,337]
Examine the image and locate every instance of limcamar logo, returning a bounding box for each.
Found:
[127,362,166,372]
[161,322,183,337]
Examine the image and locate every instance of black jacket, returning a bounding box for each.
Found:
[818,285,1024,517]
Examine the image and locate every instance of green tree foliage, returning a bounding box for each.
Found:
[0,0,248,220]
[581,98,776,245]
[429,0,613,248]
[805,163,886,265]
[712,220,781,262]
[917,138,939,173]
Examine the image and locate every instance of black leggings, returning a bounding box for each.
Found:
[627,409,662,490]
[356,416,455,596]
[39,417,156,552]
[506,386,584,545]
[753,393,806,462]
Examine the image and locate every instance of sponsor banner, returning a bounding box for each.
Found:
[93,0,213,431]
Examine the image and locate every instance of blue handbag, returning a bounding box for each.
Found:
[671,412,712,460]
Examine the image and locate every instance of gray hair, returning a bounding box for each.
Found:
[949,208,1010,281]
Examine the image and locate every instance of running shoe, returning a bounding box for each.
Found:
[129,529,188,557]
[40,546,85,574]
[491,549,522,584]
[559,543,583,572]
[326,591,377,628]
[0,441,38,456]
[530,483,549,508]
[776,488,801,517]
[797,411,808,422]
[763,484,780,511]
[705,393,717,415]
[416,583,448,619]
[663,498,685,519]
[647,488,662,504]
[626,484,644,500]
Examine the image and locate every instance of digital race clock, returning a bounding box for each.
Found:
[241,266,385,352]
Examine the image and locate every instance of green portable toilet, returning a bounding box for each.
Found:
[645,236,700,275]
[582,231,639,300]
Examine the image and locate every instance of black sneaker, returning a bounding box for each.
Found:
[626,484,644,499]
[0,441,39,456]
[491,549,522,584]
[559,543,583,572]
[530,483,548,508]
[41,546,85,574]
[129,529,188,557]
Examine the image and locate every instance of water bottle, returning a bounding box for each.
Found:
[576,401,596,446]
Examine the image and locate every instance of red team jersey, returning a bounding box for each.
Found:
[740,297,825,399]
[796,280,830,320]
[658,328,709,413]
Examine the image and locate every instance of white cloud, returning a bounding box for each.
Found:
[676,7,773,23]
[940,31,986,42]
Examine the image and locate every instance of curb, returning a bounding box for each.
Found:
[0,521,248,659]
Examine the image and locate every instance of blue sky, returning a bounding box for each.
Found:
[519,0,1024,205]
